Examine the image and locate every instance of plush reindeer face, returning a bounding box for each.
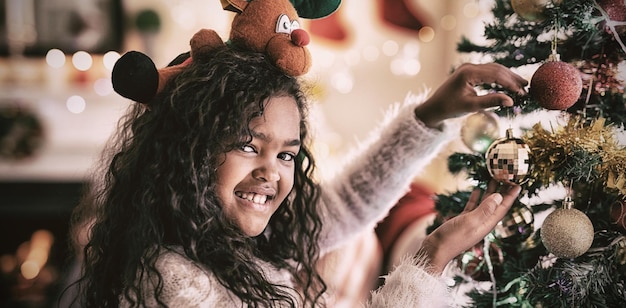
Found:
[227,0,311,76]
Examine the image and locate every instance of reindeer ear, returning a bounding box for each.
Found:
[290,0,341,19]
[112,51,159,104]
[220,0,247,12]
[112,51,193,105]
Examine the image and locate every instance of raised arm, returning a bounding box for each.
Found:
[317,63,527,254]
[319,63,527,307]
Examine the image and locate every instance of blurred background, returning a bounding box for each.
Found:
[0,0,498,306]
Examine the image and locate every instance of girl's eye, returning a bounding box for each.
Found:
[278,152,295,162]
[241,144,256,153]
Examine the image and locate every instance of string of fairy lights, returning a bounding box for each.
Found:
[43,49,122,114]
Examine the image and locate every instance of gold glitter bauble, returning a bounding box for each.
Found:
[461,111,500,153]
[541,207,594,258]
[485,128,532,184]
[511,0,551,21]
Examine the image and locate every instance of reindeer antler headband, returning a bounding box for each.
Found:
[111,0,341,105]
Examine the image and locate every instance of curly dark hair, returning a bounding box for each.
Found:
[67,47,326,307]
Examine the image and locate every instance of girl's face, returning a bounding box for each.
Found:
[215,96,301,236]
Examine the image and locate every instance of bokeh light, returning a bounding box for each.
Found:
[418,27,435,43]
[390,58,421,76]
[103,51,121,71]
[331,70,354,94]
[464,2,481,18]
[72,51,93,71]
[343,49,361,66]
[314,49,336,69]
[441,15,457,31]
[45,49,65,68]
[20,230,53,280]
[362,45,380,62]
[382,40,399,57]
[66,95,86,114]
[94,78,114,96]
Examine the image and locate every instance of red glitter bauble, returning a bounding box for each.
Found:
[530,61,583,110]
[597,0,626,21]
[597,0,626,36]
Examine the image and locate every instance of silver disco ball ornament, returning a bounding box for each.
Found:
[494,200,534,242]
[485,128,532,184]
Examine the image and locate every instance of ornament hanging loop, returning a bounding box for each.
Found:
[562,196,574,210]
[505,127,515,139]
[549,13,560,62]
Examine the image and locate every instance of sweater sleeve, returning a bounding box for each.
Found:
[317,94,454,253]
[367,255,451,308]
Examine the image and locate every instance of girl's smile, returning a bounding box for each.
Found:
[215,95,301,236]
[235,189,274,206]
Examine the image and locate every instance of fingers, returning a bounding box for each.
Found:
[500,183,522,204]
[464,183,521,232]
[460,63,528,95]
[463,187,482,213]
[475,184,521,224]
[456,63,528,111]
[463,180,498,213]
[477,193,504,219]
[415,62,528,127]
[485,179,499,195]
[476,92,516,108]
[421,183,521,274]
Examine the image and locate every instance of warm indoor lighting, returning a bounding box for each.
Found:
[402,41,420,58]
[172,4,196,30]
[94,78,114,96]
[418,27,435,43]
[20,230,53,280]
[382,40,399,57]
[21,260,40,279]
[0,254,16,274]
[463,2,481,18]
[72,51,93,71]
[103,51,121,71]
[403,58,421,76]
[45,49,65,68]
[390,58,421,76]
[314,48,336,69]
[441,15,457,31]
[66,95,86,114]
[362,45,380,62]
[343,49,361,66]
[331,70,354,94]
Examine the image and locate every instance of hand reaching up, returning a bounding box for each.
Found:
[414,63,528,128]
[418,180,522,275]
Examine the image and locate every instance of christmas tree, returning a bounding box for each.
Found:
[430,0,626,306]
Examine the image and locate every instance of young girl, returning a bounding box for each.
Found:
[68,46,525,307]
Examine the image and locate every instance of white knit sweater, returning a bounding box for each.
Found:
[126,94,454,307]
